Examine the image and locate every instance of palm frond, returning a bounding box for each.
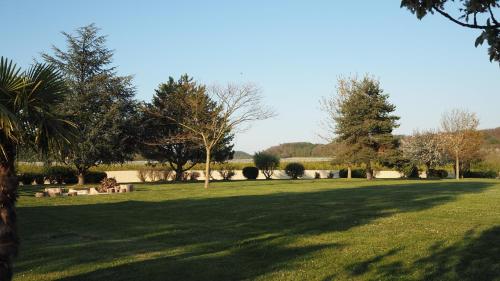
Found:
[0,57,26,161]
[20,62,76,155]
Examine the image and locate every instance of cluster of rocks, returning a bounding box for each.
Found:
[35,184,134,198]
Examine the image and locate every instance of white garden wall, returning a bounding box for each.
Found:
[105,170,340,183]
[104,169,435,183]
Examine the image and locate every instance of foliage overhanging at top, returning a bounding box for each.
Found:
[401,0,500,64]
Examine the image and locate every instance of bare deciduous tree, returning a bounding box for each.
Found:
[440,109,483,180]
[167,82,275,188]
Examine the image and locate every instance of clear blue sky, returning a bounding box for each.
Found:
[2,0,499,153]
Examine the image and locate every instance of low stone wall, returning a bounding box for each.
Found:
[374,170,405,179]
[106,170,340,183]
[105,169,439,183]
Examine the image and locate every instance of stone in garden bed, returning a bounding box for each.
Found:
[45,188,62,197]
[67,191,78,196]
[35,192,46,198]
[89,188,99,195]
[119,184,134,192]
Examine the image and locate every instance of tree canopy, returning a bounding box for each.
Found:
[138,75,234,181]
[322,75,400,179]
[42,24,138,184]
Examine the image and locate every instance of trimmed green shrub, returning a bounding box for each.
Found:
[401,165,419,179]
[44,166,76,184]
[218,164,236,181]
[428,169,448,179]
[34,173,45,185]
[85,171,107,183]
[64,174,78,184]
[242,166,259,180]
[463,170,497,178]
[285,162,305,179]
[18,173,35,185]
[339,168,366,178]
[253,152,280,179]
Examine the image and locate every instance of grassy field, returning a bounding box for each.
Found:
[15,179,500,281]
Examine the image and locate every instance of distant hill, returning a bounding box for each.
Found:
[260,128,500,161]
[482,127,500,146]
[233,151,252,159]
[480,127,500,171]
[263,142,335,158]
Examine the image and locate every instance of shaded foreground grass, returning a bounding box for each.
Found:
[15,179,500,281]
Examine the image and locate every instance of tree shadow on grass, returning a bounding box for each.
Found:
[415,226,500,281]
[16,181,496,281]
[344,226,500,281]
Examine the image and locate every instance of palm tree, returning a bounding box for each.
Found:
[0,57,73,280]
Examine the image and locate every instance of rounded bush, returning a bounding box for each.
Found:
[428,169,448,179]
[402,165,419,179]
[18,173,35,185]
[218,164,236,181]
[85,171,107,183]
[339,168,366,178]
[44,166,76,184]
[34,173,45,185]
[463,170,496,178]
[253,152,280,179]
[285,162,305,179]
[64,174,79,184]
[242,166,259,180]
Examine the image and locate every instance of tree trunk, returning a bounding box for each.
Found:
[0,162,19,281]
[175,167,183,181]
[366,162,373,180]
[204,149,211,189]
[425,163,431,179]
[347,166,352,179]
[455,154,460,180]
[77,172,85,185]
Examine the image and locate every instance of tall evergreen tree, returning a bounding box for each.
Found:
[42,24,138,184]
[138,75,234,180]
[325,75,400,179]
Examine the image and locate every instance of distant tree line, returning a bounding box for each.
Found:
[263,142,335,158]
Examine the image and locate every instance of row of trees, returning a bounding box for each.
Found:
[12,24,273,190]
[401,111,482,179]
[0,24,273,280]
[321,75,483,180]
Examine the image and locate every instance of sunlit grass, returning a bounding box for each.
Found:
[15,179,500,281]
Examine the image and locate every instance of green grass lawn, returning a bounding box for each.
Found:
[15,179,500,281]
